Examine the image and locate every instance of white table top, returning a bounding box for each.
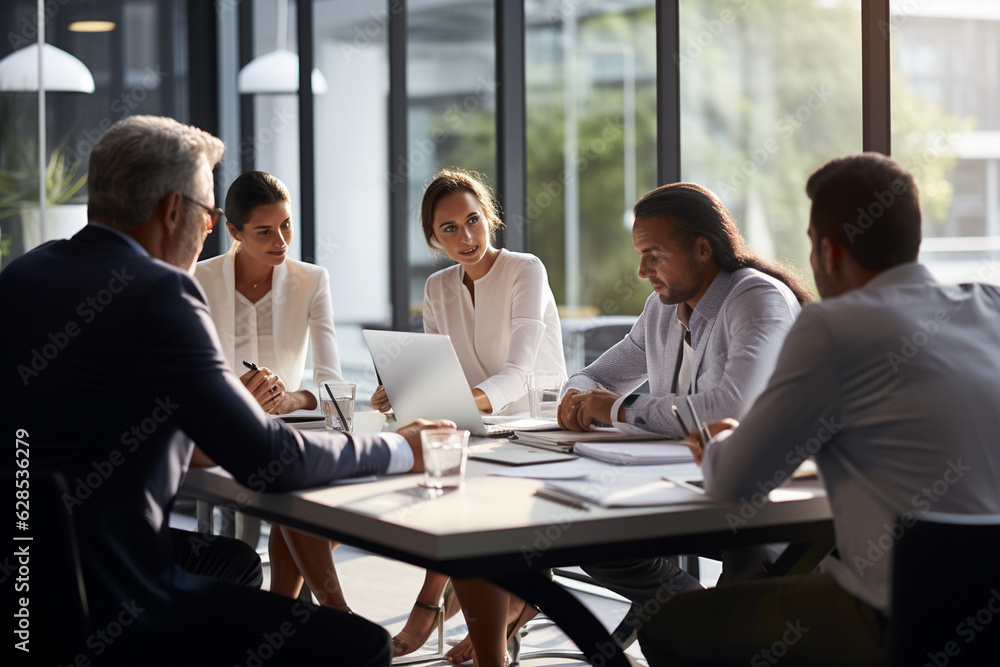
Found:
[182,439,832,570]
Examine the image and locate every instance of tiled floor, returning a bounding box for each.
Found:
[170,507,721,666]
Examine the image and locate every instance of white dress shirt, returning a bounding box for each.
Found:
[422,249,567,415]
[703,263,1000,615]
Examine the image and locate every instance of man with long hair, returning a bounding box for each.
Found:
[557,182,811,600]
[639,153,1000,666]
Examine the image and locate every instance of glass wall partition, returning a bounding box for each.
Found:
[678,0,864,293]
[0,0,191,268]
[890,1,1000,284]
[525,0,658,319]
[406,0,497,319]
[311,0,392,397]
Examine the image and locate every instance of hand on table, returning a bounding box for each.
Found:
[557,387,621,431]
[395,419,457,473]
[683,418,739,465]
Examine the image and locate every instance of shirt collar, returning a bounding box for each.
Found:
[859,262,936,291]
[88,221,150,258]
[687,268,735,346]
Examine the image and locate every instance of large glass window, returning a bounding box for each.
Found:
[244,0,303,260]
[679,0,863,293]
[406,0,497,319]
[1,1,189,267]
[890,1,1000,284]
[526,0,658,319]
[312,0,391,397]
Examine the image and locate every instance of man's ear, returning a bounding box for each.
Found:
[157,190,186,234]
[694,236,712,262]
[820,235,844,275]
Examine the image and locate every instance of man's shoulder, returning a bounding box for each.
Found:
[195,252,227,280]
[720,268,800,313]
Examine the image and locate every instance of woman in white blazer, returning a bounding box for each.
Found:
[194,171,352,612]
[373,168,566,666]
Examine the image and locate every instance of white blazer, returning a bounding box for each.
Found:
[195,244,344,395]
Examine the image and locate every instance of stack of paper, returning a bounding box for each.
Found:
[513,427,664,453]
[574,441,694,465]
[541,476,707,508]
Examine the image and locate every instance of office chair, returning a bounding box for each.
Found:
[3,469,90,665]
[890,511,1000,667]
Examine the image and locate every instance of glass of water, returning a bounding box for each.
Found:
[419,429,470,493]
[528,371,564,420]
[319,381,355,431]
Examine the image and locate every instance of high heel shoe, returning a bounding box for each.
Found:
[505,600,539,666]
[392,583,460,658]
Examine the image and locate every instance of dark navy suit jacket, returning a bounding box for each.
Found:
[1,224,393,630]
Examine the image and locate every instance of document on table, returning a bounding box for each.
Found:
[574,441,694,465]
[540,476,708,508]
[512,427,665,453]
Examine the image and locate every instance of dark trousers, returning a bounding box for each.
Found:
[636,572,889,667]
[170,527,264,588]
[84,530,392,667]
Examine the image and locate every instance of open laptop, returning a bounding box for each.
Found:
[362,330,511,437]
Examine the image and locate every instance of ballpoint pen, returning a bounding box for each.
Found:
[533,487,591,511]
[671,404,693,435]
[684,395,714,448]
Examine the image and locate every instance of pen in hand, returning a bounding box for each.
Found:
[684,396,714,448]
[671,404,692,435]
[242,360,259,371]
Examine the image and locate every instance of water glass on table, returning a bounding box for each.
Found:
[319,380,355,431]
[419,429,470,494]
[528,371,563,420]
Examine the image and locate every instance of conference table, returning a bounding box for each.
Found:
[180,436,834,667]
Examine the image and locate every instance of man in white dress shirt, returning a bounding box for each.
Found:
[557,182,812,600]
[637,153,1000,666]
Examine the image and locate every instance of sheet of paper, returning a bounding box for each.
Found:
[574,441,694,465]
[542,476,709,507]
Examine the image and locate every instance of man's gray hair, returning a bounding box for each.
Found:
[87,115,225,230]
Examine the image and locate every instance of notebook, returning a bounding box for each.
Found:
[362,330,511,438]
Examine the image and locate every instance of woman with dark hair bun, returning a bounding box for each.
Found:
[195,171,354,612]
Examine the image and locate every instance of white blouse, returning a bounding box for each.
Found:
[422,249,566,415]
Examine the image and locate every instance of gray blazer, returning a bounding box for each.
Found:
[565,268,801,438]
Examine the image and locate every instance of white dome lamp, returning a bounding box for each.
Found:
[0,43,95,93]
[237,0,327,94]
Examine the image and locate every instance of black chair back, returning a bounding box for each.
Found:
[891,511,1000,666]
